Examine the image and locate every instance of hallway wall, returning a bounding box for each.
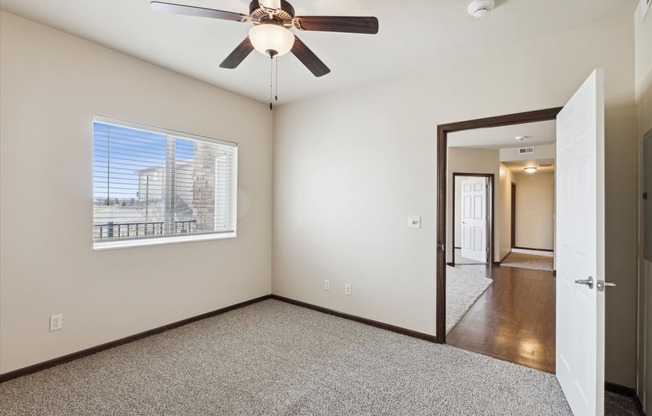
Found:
[513,172,555,250]
[498,164,514,261]
[447,148,500,263]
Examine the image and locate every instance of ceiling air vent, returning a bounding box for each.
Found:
[518,147,535,155]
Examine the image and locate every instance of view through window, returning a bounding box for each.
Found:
[93,117,238,248]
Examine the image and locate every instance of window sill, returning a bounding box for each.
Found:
[93,232,236,251]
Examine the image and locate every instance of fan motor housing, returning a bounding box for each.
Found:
[249,0,295,22]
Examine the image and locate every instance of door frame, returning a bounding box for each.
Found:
[511,182,516,249]
[435,107,562,343]
[450,173,494,267]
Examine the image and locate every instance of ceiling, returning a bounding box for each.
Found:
[0,0,635,104]
[449,120,556,149]
[503,159,555,174]
[449,120,556,174]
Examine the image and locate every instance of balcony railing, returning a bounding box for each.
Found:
[94,220,197,240]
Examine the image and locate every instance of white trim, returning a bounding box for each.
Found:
[93,231,237,251]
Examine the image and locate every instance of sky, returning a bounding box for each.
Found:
[93,121,195,202]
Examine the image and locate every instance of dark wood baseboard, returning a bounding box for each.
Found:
[3,292,640,414]
[270,295,440,343]
[495,252,511,265]
[447,262,455,267]
[605,382,645,415]
[0,295,272,384]
[513,246,554,253]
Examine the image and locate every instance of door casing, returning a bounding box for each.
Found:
[511,182,516,249]
[435,107,563,343]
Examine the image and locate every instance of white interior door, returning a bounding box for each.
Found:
[460,177,487,263]
[556,68,605,416]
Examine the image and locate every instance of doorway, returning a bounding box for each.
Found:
[451,173,493,266]
[435,108,562,351]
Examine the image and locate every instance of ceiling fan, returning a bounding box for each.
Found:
[151,0,379,77]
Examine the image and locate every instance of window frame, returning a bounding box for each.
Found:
[92,115,238,251]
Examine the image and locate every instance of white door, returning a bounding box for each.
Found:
[556,68,605,416]
[460,177,487,263]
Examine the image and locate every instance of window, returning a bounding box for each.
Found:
[93,116,238,249]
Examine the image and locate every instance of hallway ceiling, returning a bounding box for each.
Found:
[448,120,556,149]
[503,160,555,174]
[449,120,557,173]
[0,0,636,104]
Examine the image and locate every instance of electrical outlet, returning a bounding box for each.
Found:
[345,284,352,296]
[49,314,63,331]
[324,279,330,291]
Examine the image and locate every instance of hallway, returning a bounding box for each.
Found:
[447,265,556,373]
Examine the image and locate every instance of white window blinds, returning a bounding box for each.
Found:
[93,116,237,248]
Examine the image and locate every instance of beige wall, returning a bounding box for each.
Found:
[635,0,652,412]
[498,164,514,261]
[447,148,500,263]
[273,14,637,386]
[0,12,273,374]
[513,172,555,250]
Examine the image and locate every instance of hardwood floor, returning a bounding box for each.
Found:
[446,264,556,373]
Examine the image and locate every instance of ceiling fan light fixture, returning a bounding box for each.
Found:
[467,0,495,18]
[249,23,295,57]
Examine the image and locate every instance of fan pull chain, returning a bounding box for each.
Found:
[275,57,279,102]
[269,55,274,110]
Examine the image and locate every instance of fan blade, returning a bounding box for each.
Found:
[291,36,330,77]
[151,1,248,22]
[220,37,255,69]
[294,16,378,34]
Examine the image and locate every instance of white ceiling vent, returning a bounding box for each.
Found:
[518,147,535,155]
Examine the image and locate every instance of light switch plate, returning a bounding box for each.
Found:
[408,216,421,229]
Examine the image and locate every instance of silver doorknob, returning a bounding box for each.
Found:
[597,280,616,291]
[574,276,594,289]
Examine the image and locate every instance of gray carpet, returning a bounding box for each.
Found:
[501,252,554,272]
[446,265,492,333]
[605,391,643,415]
[0,300,574,415]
